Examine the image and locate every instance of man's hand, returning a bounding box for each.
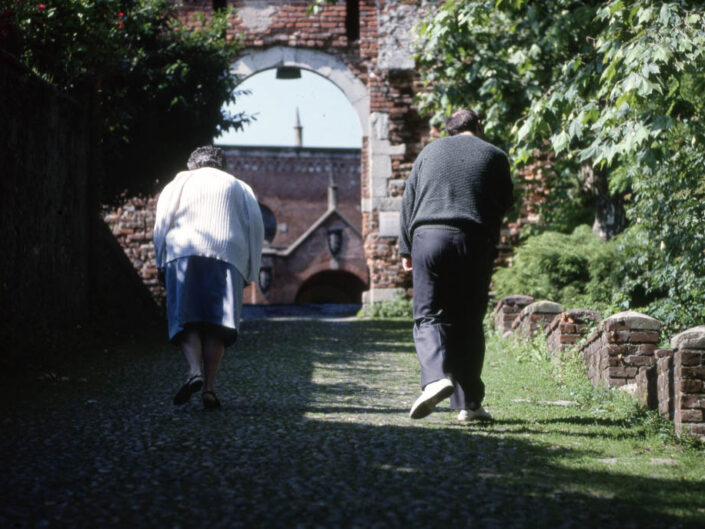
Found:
[402,256,413,272]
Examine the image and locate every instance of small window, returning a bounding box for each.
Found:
[259,203,277,243]
[346,0,360,42]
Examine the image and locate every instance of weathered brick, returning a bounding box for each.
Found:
[680,367,705,379]
[604,366,638,378]
[679,351,704,367]
[637,343,657,356]
[681,379,704,393]
[685,423,705,437]
[676,408,703,423]
[623,355,655,367]
[630,331,660,343]
[606,330,631,343]
[679,395,705,409]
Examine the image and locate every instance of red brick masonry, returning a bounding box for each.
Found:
[494,296,705,441]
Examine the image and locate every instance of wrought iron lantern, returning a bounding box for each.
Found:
[258,266,272,294]
[327,228,343,257]
[276,66,302,79]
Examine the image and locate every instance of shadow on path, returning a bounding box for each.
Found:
[0,319,702,528]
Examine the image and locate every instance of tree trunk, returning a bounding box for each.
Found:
[580,164,626,241]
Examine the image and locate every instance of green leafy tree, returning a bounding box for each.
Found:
[417,1,705,328]
[4,0,251,198]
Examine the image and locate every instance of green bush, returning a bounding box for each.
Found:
[358,294,413,319]
[492,225,619,310]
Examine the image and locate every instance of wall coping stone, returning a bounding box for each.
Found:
[600,311,662,331]
[671,326,705,351]
[524,300,563,314]
[499,294,535,307]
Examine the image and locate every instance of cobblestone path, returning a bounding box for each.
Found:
[1,318,702,528]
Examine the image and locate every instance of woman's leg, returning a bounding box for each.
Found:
[202,330,225,392]
[179,327,203,378]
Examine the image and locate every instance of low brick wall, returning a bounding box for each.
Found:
[656,350,675,419]
[581,311,661,388]
[492,295,534,337]
[546,309,602,361]
[671,327,705,438]
[497,293,705,441]
[511,301,563,338]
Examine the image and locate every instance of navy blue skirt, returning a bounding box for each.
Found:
[165,256,244,346]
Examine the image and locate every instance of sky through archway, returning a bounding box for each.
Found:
[215,69,362,148]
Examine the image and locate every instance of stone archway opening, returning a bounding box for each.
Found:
[295,270,366,304]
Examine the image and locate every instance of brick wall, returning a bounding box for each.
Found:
[173,1,433,303]
[1,56,160,351]
[511,301,563,339]
[492,295,535,337]
[671,327,705,438]
[102,146,367,304]
[545,309,602,362]
[494,294,705,441]
[102,196,163,299]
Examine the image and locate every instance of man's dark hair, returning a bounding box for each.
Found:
[187,145,226,170]
[445,109,481,136]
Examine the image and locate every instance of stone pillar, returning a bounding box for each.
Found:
[511,300,563,338]
[492,295,534,337]
[580,311,662,388]
[656,349,675,419]
[671,326,705,440]
[546,309,602,362]
[361,112,407,305]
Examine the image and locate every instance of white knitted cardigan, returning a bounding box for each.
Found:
[153,167,264,282]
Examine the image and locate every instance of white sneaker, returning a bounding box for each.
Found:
[409,378,455,419]
[457,407,493,422]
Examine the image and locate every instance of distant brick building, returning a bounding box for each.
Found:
[222,144,368,303]
[105,1,531,306]
[175,0,432,304]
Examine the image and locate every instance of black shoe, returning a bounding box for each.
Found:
[173,374,204,405]
[202,390,221,410]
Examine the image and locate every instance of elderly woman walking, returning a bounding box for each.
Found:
[153,146,264,409]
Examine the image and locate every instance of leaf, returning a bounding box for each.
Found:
[551,131,570,154]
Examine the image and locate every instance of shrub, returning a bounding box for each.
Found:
[358,294,413,319]
[492,225,619,310]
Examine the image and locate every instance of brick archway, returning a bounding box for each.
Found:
[231,47,369,138]
[176,1,431,305]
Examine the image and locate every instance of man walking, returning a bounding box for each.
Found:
[399,109,513,421]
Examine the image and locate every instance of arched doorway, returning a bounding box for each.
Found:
[229,47,369,138]
[295,270,366,304]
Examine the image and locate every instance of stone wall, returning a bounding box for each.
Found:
[102,146,368,304]
[1,55,161,350]
[492,295,534,337]
[671,327,705,438]
[545,309,602,362]
[581,311,661,388]
[511,301,563,339]
[102,196,163,299]
[1,56,91,339]
[493,295,705,441]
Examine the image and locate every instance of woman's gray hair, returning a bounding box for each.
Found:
[187,146,226,171]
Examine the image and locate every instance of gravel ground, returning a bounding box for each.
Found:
[0,318,701,528]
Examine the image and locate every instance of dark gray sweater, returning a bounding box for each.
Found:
[398,134,513,256]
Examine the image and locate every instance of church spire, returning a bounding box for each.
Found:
[294,107,303,148]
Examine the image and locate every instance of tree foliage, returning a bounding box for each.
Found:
[4,0,250,198]
[417,0,705,328]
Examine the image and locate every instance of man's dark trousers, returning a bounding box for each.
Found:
[411,225,495,410]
